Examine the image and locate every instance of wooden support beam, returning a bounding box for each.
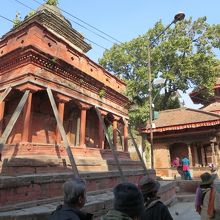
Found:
[47,88,79,178]
[128,124,148,176]
[0,87,12,104]
[95,106,125,182]
[0,90,30,151]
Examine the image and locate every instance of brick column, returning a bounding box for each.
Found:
[78,102,90,147]
[215,143,220,166]
[123,119,128,152]
[15,83,43,142]
[21,92,33,142]
[211,142,216,165]
[55,94,71,144]
[112,117,118,150]
[187,143,192,166]
[75,116,80,146]
[201,146,206,166]
[56,102,65,143]
[0,101,5,136]
[98,110,107,149]
[193,145,199,167]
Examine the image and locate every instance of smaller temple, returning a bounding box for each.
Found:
[141,80,220,178]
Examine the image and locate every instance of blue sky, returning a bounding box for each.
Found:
[1,0,220,108]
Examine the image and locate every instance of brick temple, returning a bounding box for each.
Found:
[0,3,149,209]
[141,79,220,178]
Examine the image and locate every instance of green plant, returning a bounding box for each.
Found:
[13,12,22,27]
[46,0,58,6]
[27,11,35,17]
[98,89,106,98]
[51,57,57,63]
[79,79,84,84]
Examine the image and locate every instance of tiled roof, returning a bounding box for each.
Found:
[142,107,220,133]
[201,102,220,113]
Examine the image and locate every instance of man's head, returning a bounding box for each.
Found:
[63,178,86,208]
[113,182,144,219]
[138,176,160,200]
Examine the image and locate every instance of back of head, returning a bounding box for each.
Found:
[200,172,215,188]
[113,182,144,219]
[63,178,86,206]
[138,176,160,199]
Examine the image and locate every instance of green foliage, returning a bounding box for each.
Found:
[46,0,58,6]
[13,12,22,27]
[27,11,35,18]
[99,17,220,127]
[98,89,106,98]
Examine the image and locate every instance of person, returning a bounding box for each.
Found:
[172,157,180,167]
[139,176,173,220]
[181,156,192,180]
[208,163,219,179]
[195,172,220,220]
[49,178,93,220]
[172,157,184,179]
[101,182,145,220]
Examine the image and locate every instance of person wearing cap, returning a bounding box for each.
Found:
[195,172,220,219]
[49,178,93,220]
[101,182,145,220]
[138,176,173,220]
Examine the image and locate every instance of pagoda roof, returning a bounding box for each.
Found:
[201,102,220,113]
[142,107,220,133]
[1,4,91,53]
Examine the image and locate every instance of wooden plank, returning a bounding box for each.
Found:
[0,87,12,104]
[0,90,30,151]
[128,124,149,176]
[47,88,79,178]
[95,106,125,182]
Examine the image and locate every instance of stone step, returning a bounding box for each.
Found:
[0,180,175,220]
[0,190,114,220]
[176,193,195,202]
[0,169,150,208]
[1,156,144,175]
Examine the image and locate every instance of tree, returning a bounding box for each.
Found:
[99,17,220,127]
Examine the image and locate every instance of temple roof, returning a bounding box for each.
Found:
[201,102,220,113]
[36,3,72,27]
[2,3,91,53]
[142,107,220,133]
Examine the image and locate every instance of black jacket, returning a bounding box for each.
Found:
[49,204,93,220]
[141,200,173,220]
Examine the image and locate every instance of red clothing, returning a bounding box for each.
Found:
[172,158,180,167]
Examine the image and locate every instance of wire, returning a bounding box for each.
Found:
[0,15,14,23]
[32,0,119,44]
[41,0,122,44]
[14,0,35,11]
[12,0,108,50]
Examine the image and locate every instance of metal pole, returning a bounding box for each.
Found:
[147,45,154,169]
[147,12,185,169]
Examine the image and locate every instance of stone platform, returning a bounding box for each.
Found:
[0,180,176,220]
[0,144,149,209]
[0,169,155,209]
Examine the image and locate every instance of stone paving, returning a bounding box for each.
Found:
[169,202,200,220]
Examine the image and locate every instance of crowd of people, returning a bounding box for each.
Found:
[49,176,173,220]
[49,171,220,220]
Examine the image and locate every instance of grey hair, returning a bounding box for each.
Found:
[63,178,86,204]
